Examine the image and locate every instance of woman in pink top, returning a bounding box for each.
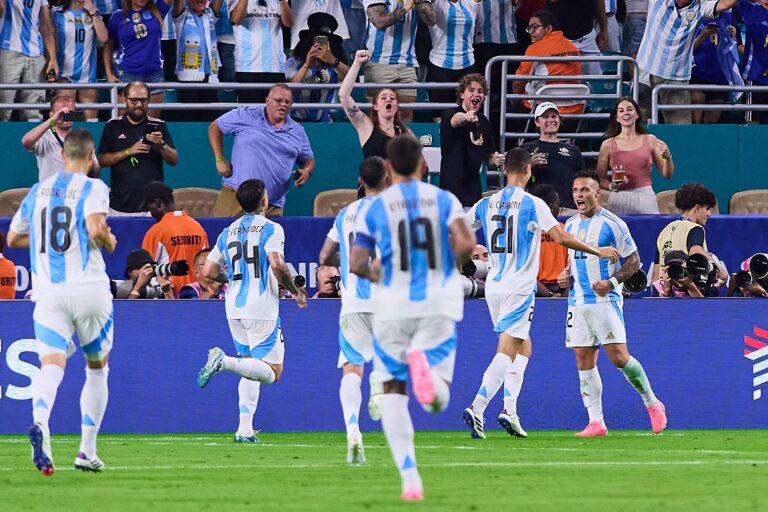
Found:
[596,96,675,214]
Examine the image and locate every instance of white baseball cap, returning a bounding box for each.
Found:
[533,102,560,118]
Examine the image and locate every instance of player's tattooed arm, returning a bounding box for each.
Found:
[268,252,308,307]
[611,250,641,284]
[319,238,341,267]
[414,0,435,27]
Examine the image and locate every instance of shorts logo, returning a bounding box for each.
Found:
[744,326,768,400]
[605,332,615,340]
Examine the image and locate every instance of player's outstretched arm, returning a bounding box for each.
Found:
[547,224,619,263]
[86,213,117,252]
[268,252,307,308]
[6,229,29,249]
[318,238,341,267]
[591,251,641,297]
[449,218,476,265]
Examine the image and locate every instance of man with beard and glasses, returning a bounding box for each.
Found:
[97,81,178,215]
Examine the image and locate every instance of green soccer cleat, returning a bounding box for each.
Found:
[197,347,225,388]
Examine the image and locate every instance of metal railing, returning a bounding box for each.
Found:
[651,83,768,124]
[483,55,640,161]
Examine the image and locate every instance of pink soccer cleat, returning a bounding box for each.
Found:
[400,488,424,501]
[407,351,435,406]
[646,401,667,434]
[575,421,608,437]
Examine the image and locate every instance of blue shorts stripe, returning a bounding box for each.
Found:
[609,300,625,326]
[494,294,533,334]
[34,321,69,351]
[82,309,114,355]
[424,328,457,367]
[339,329,366,366]
[373,339,409,381]
[249,318,281,360]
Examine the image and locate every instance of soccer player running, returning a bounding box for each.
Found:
[462,149,619,440]
[7,129,117,475]
[558,171,667,436]
[196,179,307,443]
[318,156,388,465]
[351,135,476,501]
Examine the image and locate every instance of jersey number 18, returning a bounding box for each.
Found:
[40,206,73,253]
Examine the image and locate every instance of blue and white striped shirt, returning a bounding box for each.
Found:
[53,8,98,84]
[9,172,111,300]
[473,0,517,45]
[636,0,718,80]
[229,0,286,73]
[429,0,479,70]
[0,0,45,57]
[93,0,120,16]
[565,208,637,306]
[354,181,466,322]
[466,186,558,297]
[208,214,285,320]
[363,0,418,66]
[327,196,374,315]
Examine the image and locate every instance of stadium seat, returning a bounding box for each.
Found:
[521,83,590,145]
[313,189,358,217]
[173,187,219,217]
[0,188,30,217]
[729,190,768,214]
[657,189,720,214]
[423,147,441,185]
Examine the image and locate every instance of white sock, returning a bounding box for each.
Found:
[339,373,362,435]
[32,364,65,429]
[79,366,109,457]
[503,354,529,416]
[222,356,275,383]
[578,367,604,424]
[619,356,658,406]
[381,393,422,492]
[470,353,512,415]
[238,378,261,434]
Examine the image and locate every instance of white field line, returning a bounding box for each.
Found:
[1,459,767,473]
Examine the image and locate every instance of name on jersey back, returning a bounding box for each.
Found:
[491,200,522,210]
[227,224,265,236]
[388,197,436,212]
[39,187,83,200]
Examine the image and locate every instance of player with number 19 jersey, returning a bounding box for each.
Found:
[10,172,111,300]
[354,181,466,322]
[207,213,284,321]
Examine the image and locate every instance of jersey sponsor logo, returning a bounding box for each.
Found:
[744,325,768,401]
[142,12,152,21]
[133,12,141,23]
[170,235,204,247]
[118,133,127,139]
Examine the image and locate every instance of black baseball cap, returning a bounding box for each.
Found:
[138,181,173,211]
[664,250,688,266]
[124,249,155,278]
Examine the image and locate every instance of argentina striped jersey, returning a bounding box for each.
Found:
[429,0,479,70]
[473,0,517,45]
[0,0,45,57]
[93,0,120,15]
[354,181,465,322]
[209,214,284,320]
[565,208,637,306]
[466,186,558,297]
[363,0,418,66]
[9,172,111,299]
[327,196,374,316]
[53,8,98,84]
[229,0,285,73]
[635,0,718,80]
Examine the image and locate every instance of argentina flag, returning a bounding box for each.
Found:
[715,18,744,103]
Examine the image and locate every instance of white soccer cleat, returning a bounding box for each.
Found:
[462,406,486,439]
[234,429,261,444]
[347,431,366,465]
[74,452,105,472]
[498,411,528,438]
[368,372,384,421]
[197,347,224,388]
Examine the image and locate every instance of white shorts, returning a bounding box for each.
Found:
[486,293,535,339]
[565,302,627,348]
[337,312,374,367]
[228,318,285,365]
[372,316,457,383]
[33,295,114,362]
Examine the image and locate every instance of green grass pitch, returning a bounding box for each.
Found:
[1,430,767,511]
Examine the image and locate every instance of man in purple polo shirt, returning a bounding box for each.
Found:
[208,83,315,217]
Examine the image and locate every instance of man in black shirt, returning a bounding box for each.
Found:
[97,81,178,213]
[546,0,607,76]
[521,102,585,212]
[439,74,506,207]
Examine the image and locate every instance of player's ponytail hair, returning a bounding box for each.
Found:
[123,0,164,26]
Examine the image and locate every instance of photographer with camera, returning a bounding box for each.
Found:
[459,244,491,299]
[114,248,184,300]
[140,181,208,293]
[97,81,178,214]
[654,250,728,298]
[652,182,726,295]
[730,253,768,298]
[312,265,342,299]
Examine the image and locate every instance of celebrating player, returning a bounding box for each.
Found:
[318,156,388,465]
[7,128,117,475]
[462,149,618,440]
[350,135,476,501]
[196,179,307,443]
[558,171,667,436]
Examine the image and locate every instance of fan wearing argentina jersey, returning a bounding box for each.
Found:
[558,171,667,437]
[474,0,520,77]
[318,156,389,465]
[52,0,109,121]
[635,0,738,125]
[351,135,476,501]
[197,179,307,444]
[229,0,293,104]
[7,129,117,476]
[426,0,482,104]
[462,149,618,441]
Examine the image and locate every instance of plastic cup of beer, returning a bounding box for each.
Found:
[612,165,625,183]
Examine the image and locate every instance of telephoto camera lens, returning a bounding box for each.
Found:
[735,270,753,289]
[667,263,686,281]
[293,275,306,288]
[623,269,648,295]
[749,253,768,279]
[685,253,712,277]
